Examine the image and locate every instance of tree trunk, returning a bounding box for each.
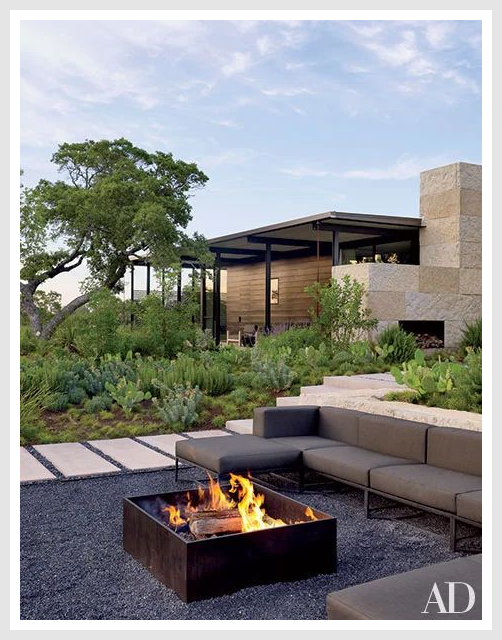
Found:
[20,282,42,336]
[39,293,91,340]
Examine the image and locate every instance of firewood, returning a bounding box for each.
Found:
[188,509,243,537]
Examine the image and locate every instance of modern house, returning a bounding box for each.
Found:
[203,162,481,348]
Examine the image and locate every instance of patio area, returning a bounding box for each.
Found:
[20,465,478,620]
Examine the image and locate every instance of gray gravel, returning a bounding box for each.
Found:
[20,468,480,620]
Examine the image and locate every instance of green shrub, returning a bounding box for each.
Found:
[153,384,203,429]
[460,318,482,353]
[46,392,70,412]
[251,351,294,393]
[383,390,419,403]
[257,326,322,357]
[154,356,233,396]
[67,386,87,405]
[20,383,52,443]
[105,378,151,414]
[20,326,39,355]
[391,349,462,396]
[376,325,417,364]
[84,394,113,414]
[305,275,377,347]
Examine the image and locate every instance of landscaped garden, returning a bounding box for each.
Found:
[21,274,482,446]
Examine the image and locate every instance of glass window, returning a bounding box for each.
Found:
[271,278,279,304]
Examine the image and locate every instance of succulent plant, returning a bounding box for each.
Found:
[105,378,151,414]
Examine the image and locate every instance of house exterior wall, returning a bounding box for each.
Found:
[226,254,332,331]
[332,162,482,348]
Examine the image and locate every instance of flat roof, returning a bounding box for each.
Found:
[208,210,422,260]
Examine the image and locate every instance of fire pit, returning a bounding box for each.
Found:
[123,474,337,602]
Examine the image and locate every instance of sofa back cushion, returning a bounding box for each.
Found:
[318,407,360,444]
[253,406,319,438]
[427,427,482,476]
[358,414,429,462]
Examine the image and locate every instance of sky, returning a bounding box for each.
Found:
[20,19,482,302]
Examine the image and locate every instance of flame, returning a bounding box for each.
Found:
[163,473,317,536]
[162,504,186,528]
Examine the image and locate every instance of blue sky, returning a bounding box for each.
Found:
[20,19,482,301]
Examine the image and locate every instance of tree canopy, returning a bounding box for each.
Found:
[20,138,209,338]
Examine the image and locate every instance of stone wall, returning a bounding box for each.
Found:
[332,162,482,348]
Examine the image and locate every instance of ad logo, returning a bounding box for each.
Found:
[422,582,476,614]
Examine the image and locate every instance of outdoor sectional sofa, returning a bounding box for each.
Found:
[175,406,482,550]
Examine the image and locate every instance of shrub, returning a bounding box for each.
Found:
[67,386,87,405]
[257,326,322,356]
[153,384,203,429]
[20,383,52,443]
[391,350,462,396]
[460,318,482,353]
[105,378,151,414]
[74,290,122,358]
[251,351,294,393]
[305,275,377,347]
[46,392,70,412]
[84,394,113,414]
[376,325,417,364]
[154,356,233,396]
[20,326,39,355]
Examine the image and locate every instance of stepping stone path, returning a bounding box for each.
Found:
[20,448,55,483]
[186,430,231,438]
[90,437,174,470]
[33,443,120,478]
[137,434,187,457]
[225,419,253,435]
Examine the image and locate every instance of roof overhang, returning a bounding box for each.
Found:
[208,211,423,264]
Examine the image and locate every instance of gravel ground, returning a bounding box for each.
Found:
[20,468,480,620]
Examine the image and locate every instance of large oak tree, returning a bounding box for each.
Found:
[21,138,208,339]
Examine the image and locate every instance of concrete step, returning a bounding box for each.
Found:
[322,374,402,390]
[226,419,253,435]
[20,448,56,482]
[137,434,187,457]
[185,429,231,439]
[90,438,174,471]
[34,442,120,478]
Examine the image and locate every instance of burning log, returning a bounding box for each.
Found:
[188,509,243,538]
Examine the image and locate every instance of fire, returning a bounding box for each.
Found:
[162,473,317,536]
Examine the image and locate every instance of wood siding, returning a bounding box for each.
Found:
[225,254,332,331]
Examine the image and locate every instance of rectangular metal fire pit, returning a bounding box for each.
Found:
[123,483,337,602]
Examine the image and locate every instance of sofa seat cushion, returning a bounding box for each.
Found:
[370,464,482,513]
[457,490,482,523]
[326,555,482,620]
[303,445,418,487]
[175,435,301,474]
[269,436,348,452]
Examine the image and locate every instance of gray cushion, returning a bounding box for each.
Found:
[326,555,482,620]
[370,464,482,513]
[269,436,348,452]
[253,406,319,438]
[457,490,482,523]
[427,427,482,476]
[303,445,418,487]
[358,414,429,462]
[318,407,360,444]
[176,435,301,474]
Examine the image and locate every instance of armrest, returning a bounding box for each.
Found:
[253,406,319,438]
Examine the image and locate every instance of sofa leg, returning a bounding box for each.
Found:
[175,457,179,482]
[450,517,457,551]
[364,490,370,518]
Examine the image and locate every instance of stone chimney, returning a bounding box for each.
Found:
[419,162,481,296]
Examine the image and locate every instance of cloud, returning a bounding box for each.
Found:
[261,87,313,97]
[221,51,253,76]
[425,22,454,50]
[210,119,239,128]
[281,155,449,181]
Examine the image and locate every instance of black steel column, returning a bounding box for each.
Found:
[191,268,196,323]
[213,253,221,345]
[265,242,272,333]
[200,268,207,330]
[331,230,340,266]
[146,263,151,295]
[177,270,182,303]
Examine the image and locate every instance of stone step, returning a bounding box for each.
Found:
[33,443,120,478]
[90,438,174,470]
[185,429,231,439]
[20,448,56,482]
[276,396,303,406]
[136,434,187,457]
[322,374,402,390]
[225,419,253,435]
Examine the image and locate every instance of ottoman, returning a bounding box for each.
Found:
[175,434,302,476]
